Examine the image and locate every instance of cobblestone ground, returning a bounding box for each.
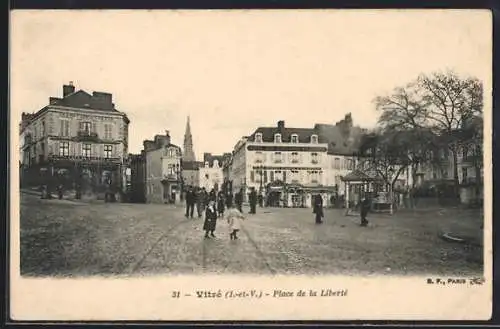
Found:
[19,193,483,277]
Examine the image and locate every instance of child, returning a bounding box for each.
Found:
[203,200,218,238]
[225,205,245,240]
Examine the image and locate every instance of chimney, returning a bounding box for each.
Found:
[277,120,285,130]
[165,130,171,145]
[63,81,75,97]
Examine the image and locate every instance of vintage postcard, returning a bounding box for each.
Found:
[9,9,492,321]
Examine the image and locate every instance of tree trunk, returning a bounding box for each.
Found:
[451,147,460,203]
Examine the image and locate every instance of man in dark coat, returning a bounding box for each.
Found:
[313,194,324,224]
[217,191,225,217]
[360,196,371,227]
[226,192,233,208]
[203,200,218,238]
[196,188,204,218]
[235,189,243,213]
[249,188,257,214]
[185,187,195,218]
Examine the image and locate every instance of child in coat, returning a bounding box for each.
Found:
[225,205,245,240]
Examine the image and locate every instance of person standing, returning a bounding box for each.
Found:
[217,191,225,218]
[226,192,233,209]
[203,200,218,238]
[235,189,243,213]
[185,187,195,218]
[360,196,370,227]
[249,188,257,214]
[226,205,245,240]
[195,188,204,218]
[313,194,324,224]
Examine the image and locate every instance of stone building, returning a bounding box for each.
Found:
[19,82,130,198]
[198,153,230,191]
[142,131,183,203]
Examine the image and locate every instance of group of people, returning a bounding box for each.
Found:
[313,193,371,227]
[184,187,260,239]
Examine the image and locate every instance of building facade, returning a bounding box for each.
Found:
[181,161,202,189]
[19,82,130,198]
[198,153,230,191]
[143,131,183,203]
[230,121,332,206]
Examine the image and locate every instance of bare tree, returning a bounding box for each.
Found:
[375,70,483,200]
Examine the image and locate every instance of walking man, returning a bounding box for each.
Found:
[235,188,243,213]
[196,188,204,218]
[313,193,324,224]
[249,187,257,214]
[360,196,370,227]
[185,187,195,218]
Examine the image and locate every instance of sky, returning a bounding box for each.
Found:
[11,10,491,160]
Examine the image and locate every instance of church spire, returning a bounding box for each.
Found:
[183,116,196,161]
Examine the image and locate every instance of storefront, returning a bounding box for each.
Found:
[265,180,285,207]
[284,184,305,208]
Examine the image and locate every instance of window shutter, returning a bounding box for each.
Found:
[59,120,64,136]
[54,141,59,155]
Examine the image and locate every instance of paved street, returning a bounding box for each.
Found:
[20,193,483,277]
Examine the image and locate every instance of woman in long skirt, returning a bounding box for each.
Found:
[203,200,218,238]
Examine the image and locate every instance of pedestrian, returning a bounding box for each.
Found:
[217,191,225,217]
[249,188,257,214]
[313,194,324,224]
[360,196,371,227]
[235,189,243,213]
[195,188,204,218]
[203,200,218,238]
[185,187,195,218]
[226,192,233,208]
[226,205,245,240]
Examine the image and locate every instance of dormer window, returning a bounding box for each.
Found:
[311,134,318,144]
[255,133,263,143]
[204,161,209,168]
[291,134,298,143]
[274,133,282,143]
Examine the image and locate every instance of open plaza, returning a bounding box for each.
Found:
[20,192,483,277]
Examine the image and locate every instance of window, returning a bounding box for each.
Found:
[311,152,319,164]
[291,152,299,163]
[82,143,91,157]
[104,145,113,158]
[291,134,298,143]
[255,151,263,163]
[104,124,113,139]
[41,121,46,136]
[250,171,255,183]
[274,152,282,163]
[310,170,320,183]
[80,122,92,134]
[347,158,354,170]
[255,133,263,143]
[270,171,274,182]
[264,170,268,183]
[462,168,468,182]
[274,133,282,143]
[60,120,70,137]
[59,142,69,156]
[310,134,318,144]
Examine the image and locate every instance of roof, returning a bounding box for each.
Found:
[50,90,121,112]
[314,124,366,155]
[203,153,227,168]
[248,127,323,144]
[341,169,381,182]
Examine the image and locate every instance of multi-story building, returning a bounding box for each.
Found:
[19,82,130,197]
[230,120,332,207]
[142,131,183,203]
[198,153,230,191]
[129,152,146,203]
[181,161,202,189]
